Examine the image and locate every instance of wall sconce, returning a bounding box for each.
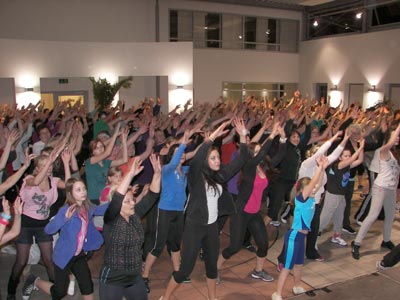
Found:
[368,85,376,92]
[330,85,338,91]
[24,87,34,92]
[176,85,184,89]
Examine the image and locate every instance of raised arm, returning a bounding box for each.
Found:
[302,156,328,199]
[0,197,23,246]
[379,123,400,160]
[110,127,129,167]
[90,122,121,164]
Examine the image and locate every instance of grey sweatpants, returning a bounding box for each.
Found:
[355,185,397,245]
[319,191,346,233]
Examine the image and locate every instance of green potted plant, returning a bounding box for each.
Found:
[90,76,133,109]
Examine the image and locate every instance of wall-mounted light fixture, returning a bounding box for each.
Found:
[330,85,338,91]
[176,85,184,89]
[24,87,34,92]
[368,85,376,92]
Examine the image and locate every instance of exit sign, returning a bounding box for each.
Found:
[59,78,69,84]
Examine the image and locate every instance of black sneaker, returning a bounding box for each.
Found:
[22,274,38,300]
[143,277,150,293]
[381,240,395,250]
[351,241,360,260]
[243,243,256,253]
[342,226,356,235]
[183,277,191,283]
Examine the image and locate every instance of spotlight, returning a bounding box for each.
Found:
[356,12,362,19]
[313,20,319,27]
[368,85,376,92]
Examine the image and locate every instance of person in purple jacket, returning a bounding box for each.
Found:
[21,177,109,300]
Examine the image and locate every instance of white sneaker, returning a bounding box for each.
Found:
[271,292,282,300]
[67,279,75,296]
[1,244,16,254]
[293,286,306,295]
[331,236,347,246]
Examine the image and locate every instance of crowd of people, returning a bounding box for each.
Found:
[0,94,399,300]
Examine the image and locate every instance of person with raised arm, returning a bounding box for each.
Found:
[351,123,400,259]
[271,156,329,300]
[99,154,161,300]
[159,118,249,300]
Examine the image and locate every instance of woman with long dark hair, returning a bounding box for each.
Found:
[160,118,249,300]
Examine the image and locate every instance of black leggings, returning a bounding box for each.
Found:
[222,210,269,259]
[172,219,219,283]
[306,201,323,259]
[51,252,93,300]
[8,242,54,295]
[150,209,184,257]
[343,179,355,228]
[99,275,148,300]
[267,180,294,221]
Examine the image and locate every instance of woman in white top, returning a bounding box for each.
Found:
[351,123,400,260]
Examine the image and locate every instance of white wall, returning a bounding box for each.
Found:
[193,48,299,102]
[0,0,156,42]
[159,0,302,102]
[0,78,15,105]
[0,38,193,111]
[299,29,400,109]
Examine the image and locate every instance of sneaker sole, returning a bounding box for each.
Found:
[251,274,274,282]
[331,240,347,246]
[342,228,357,235]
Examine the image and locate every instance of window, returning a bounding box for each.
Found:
[206,13,221,48]
[371,2,400,27]
[244,17,257,49]
[169,9,299,53]
[222,82,297,102]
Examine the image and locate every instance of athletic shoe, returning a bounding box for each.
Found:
[183,277,191,283]
[243,243,256,253]
[376,260,388,271]
[269,221,281,227]
[293,286,306,295]
[280,203,291,224]
[351,241,360,260]
[250,269,274,282]
[381,240,395,250]
[271,292,282,300]
[331,236,347,246]
[143,277,150,293]
[67,278,75,296]
[1,244,16,254]
[315,256,325,262]
[342,226,356,234]
[22,274,38,300]
[276,259,283,272]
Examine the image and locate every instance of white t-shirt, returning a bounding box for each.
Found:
[205,183,222,224]
[371,149,400,190]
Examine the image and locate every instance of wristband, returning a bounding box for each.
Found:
[279,137,287,143]
[0,218,10,226]
[1,212,11,221]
